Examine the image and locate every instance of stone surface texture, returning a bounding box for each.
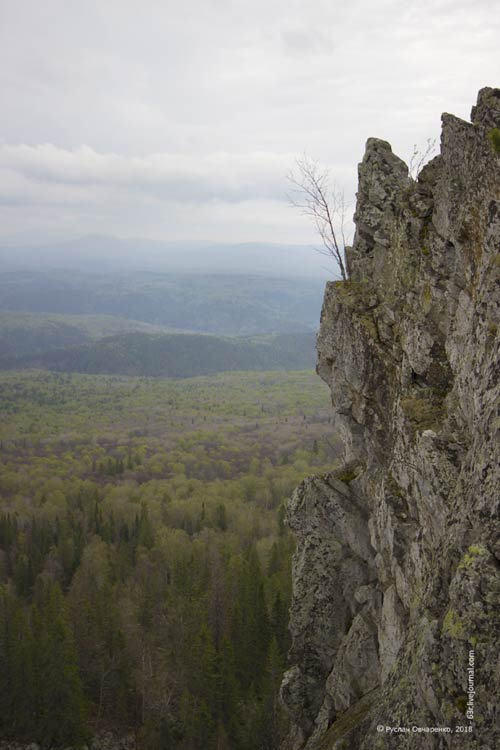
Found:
[0,733,135,750]
[280,88,500,749]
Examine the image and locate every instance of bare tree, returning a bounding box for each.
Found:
[409,137,437,180]
[287,155,348,280]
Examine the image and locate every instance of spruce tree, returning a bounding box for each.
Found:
[31,583,89,748]
[0,587,34,738]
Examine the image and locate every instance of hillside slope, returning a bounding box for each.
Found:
[0,312,174,358]
[2,331,316,377]
[0,272,324,336]
[281,88,500,749]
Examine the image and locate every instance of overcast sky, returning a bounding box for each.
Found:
[0,0,499,246]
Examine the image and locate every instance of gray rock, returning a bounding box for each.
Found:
[282,88,500,749]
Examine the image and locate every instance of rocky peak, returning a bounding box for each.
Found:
[349,137,408,276]
[281,89,500,749]
[470,86,500,128]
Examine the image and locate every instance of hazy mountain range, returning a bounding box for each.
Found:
[0,270,324,336]
[0,235,335,279]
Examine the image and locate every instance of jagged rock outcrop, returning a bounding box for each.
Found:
[281,88,500,749]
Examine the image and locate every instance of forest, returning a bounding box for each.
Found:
[0,369,340,749]
[0,270,324,337]
[0,330,315,377]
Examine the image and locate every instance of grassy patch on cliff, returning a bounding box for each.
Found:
[488,127,500,154]
[400,395,445,431]
[442,609,465,639]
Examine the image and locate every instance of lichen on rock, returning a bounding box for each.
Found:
[281,88,500,749]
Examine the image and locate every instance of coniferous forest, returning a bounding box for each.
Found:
[0,370,340,749]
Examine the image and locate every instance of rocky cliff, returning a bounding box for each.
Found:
[281,88,500,749]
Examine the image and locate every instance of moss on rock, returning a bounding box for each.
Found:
[488,127,500,154]
[442,609,465,639]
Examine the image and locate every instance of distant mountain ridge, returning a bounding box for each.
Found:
[0,235,334,278]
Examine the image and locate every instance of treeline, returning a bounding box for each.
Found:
[1,332,316,377]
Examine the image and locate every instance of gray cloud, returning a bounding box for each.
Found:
[0,144,294,202]
[0,0,499,244]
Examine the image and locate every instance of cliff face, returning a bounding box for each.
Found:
[281,88,500,749]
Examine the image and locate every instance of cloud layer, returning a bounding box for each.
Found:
[0,144,294,202]
[1,0,499,244]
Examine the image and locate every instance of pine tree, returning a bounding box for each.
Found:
[180,690,215,750]
[138,504,155,549]
[270,592,289,658]
[218,636,241,743]
[244,638,287,750]
[0,587,34,737]
[31,583,89,748]
[193,624,219,712]
[231,548,271,693]
[215,503,227,531]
